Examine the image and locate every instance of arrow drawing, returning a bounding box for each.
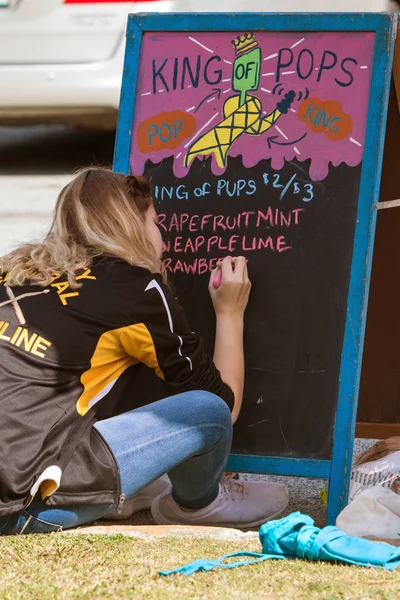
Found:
[194,88,222,114]
[267,132,307,149]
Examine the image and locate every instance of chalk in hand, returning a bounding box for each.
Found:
[212,269,222,289]
[212,256,233,289]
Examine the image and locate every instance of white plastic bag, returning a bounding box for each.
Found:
[349,450,400,502]
[337,486,400,539]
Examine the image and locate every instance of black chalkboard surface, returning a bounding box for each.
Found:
[145,155,360,460]
[114,12,396,522]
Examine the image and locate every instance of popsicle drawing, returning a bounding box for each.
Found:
[184,33,296,168]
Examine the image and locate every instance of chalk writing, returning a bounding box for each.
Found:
[163,234,291,274]
[298,98,353,141]
[138,110,197,153]
[262,173,314,202]
[276,48,357,86]
[153,171,314,202]
[158,207,305,234]
[152,55,223,93]
[159,198,306,274]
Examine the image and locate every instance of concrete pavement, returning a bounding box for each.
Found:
[0,175,68,254]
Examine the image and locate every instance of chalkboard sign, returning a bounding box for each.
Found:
[114,12,397,523]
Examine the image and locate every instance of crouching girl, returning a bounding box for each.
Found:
[0,168,288,535]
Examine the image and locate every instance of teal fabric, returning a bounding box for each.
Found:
[159,553,283,576]
[159,512,400,576]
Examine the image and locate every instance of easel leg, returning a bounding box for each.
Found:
[392,22,400,111]
[326,21,400,524]
[326,420,356,525]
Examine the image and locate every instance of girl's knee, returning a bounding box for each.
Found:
[189,390,232,426]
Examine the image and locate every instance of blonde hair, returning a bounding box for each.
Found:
[0,167,164,289]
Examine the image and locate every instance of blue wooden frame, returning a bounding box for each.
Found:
[114,12,397,524]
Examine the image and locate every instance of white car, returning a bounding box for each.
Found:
[0,0,397,130]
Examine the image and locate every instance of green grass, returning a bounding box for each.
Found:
[0,533,399,599]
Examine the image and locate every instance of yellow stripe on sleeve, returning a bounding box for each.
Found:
[76,323,164,416]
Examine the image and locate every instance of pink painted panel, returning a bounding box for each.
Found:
[130,31,374,182]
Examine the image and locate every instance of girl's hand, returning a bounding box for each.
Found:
[208,256,251,318]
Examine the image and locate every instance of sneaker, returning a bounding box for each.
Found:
[151,474,289,528]
[102,476,170,520]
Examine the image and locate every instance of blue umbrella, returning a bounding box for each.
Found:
[159,512,400,576]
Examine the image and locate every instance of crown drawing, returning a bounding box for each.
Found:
[232,33,259,56]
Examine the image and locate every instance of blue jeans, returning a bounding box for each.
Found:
[0,391,232,535]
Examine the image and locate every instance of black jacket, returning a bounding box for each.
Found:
[0,258,233,517]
